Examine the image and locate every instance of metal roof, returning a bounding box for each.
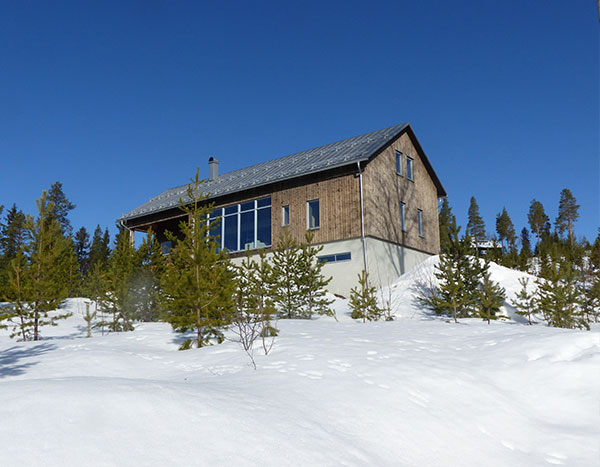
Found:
[119,123,415,223]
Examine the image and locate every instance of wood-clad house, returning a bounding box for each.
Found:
[118,123,446,296]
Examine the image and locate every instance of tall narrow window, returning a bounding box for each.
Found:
[395,151,403,176]
[307,199,320,230]
[417,209,424,237]
[406,156,414,181]
[400,202,406,232]
[282,205,290,226]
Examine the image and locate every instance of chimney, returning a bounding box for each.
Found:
[208,157,219,180]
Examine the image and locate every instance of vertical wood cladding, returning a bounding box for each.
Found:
[363,132,441,254]
[270,173,362,245]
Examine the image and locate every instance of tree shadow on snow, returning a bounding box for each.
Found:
[0,342,56,378]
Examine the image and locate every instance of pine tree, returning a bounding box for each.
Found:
[271,228,304,319]
[512,277,537,325]
[297,231,334,319]
[161,169,236,349]
[2,250,29,340]
[83,300,96,338]
[47,181,76,236]
[419,219,484,322]
[74,226,90,278]
[495,207,516,252]
[528,199,549,246]
[467,196,487,244]
[438,198,455,253]
[102,228,136,332]
[476,262,505,324]
[7,192,72,341]
[555,188,579,244]
[536,258,587,330]
[83,262,109,335]
[350,270,383,322]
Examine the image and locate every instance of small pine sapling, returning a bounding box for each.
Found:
[511,277,537,325]
[83,300,96,338]
[477,269,506,324]
[349,270,383,322]
[297,231,334,319]
[271,228,303,319]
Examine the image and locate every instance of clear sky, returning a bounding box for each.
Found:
[1,0,598,245]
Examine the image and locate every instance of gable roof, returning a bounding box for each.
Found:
[119,123,445,224]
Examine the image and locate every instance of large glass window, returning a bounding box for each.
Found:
[207,197,272,252]
[257,207,271,247]
[224,214,238,251]
[307,199,320,230]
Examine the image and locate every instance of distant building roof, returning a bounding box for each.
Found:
[119,123,445,223]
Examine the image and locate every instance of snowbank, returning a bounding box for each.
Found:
[0,296,598,466]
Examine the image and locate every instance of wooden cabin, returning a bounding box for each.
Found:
[118,123,446,296]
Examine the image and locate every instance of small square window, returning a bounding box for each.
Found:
[400,202,406,232]
[407,157,414,181]
[418,209,424,237]
[282,205,290,226]
[395,151,403,176]
[307,199,320,230]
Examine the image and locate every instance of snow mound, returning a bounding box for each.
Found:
[374,255,541,322]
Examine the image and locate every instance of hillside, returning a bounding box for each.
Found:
[0,261,598,467]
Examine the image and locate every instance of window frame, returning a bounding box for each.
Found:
[400,202,406,232]
[282,205,290,227]
[417,208,424,237]
[406,156,414,181]
[395,151,404,176]
[207,197,272,252]
[307,199,320,230]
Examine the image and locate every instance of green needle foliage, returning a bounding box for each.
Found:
[160,169,236,349]
[350,270,383,322]
[511,277,537,325]
[477,266,506,324]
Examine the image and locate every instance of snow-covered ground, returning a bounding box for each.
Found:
[1,260,598,467]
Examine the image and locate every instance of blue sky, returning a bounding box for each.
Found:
[1,0,598,244]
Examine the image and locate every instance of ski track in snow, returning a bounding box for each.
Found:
[0,259,598,466]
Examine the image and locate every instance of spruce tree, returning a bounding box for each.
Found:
[512,277,537,325]
[528,199,549,245]
[438,198,455,253]
[0,204,26,298]
[271,228,303,318]
[160,170,236,349]
[555,188,579,244]
[89,225,111,272]
[297,231,334,319]
[467,196,487,244]
[47,181,76,236]
[74,226,91,278]
[518,227,532,271]
[349,270,383,322]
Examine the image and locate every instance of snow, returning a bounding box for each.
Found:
[1,259,599,466]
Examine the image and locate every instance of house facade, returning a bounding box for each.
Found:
[118,123,446,297]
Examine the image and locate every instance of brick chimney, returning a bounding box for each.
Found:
[209,157,219,180]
